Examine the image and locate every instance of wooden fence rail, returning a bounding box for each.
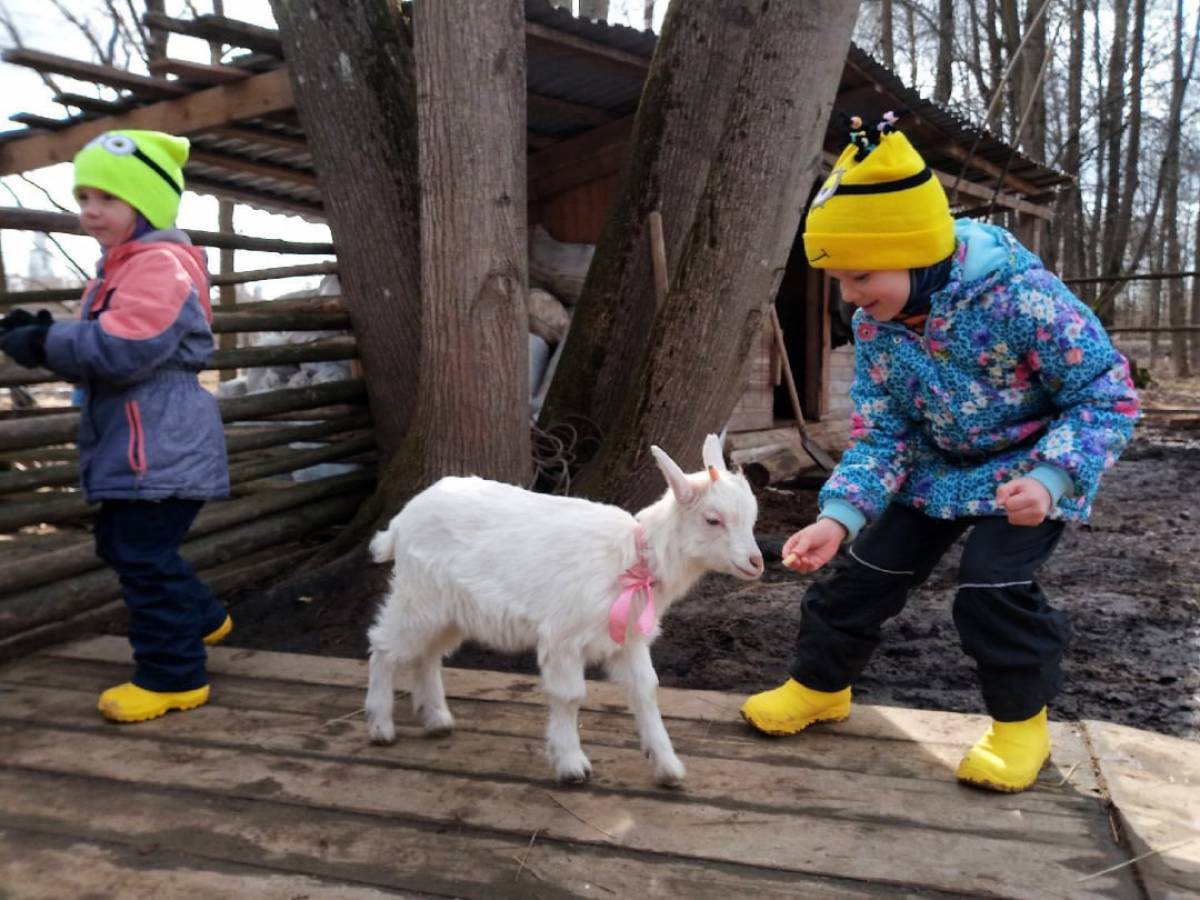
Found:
[0,470,373,595]
[0,207,335,254]
[0,490,371,650]
[0,378,367,452]
[0,413,372,496]
[0,262,340,307]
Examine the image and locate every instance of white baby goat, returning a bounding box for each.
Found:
[365,434,762,786]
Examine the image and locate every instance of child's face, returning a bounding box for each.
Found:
[828,268,910,321]
[75,187,137,248]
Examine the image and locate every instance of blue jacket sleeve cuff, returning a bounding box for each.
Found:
[1028,463,1074,504]
[818,499,866,543]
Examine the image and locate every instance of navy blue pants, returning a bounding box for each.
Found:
[789,503,1069,722]
[94,499,226,692]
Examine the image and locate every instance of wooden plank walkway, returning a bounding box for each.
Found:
[0,635,1196,899]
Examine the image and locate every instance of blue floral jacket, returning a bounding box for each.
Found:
[819,220,1140,539]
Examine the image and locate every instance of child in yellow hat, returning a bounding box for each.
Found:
[0,130,231,723]
[739,118,1141,792]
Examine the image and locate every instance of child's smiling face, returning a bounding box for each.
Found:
[828,268,910,321]
[75,187,137,248]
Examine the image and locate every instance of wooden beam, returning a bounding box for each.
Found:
[142,12,284,57]
[188,148,319,189]
[527,92,617,126]
[524,22,650,79]
[1,48,186,100]
[147,57,254,86]
[0,378,366,452]
[209,260,337,285]
[0,67,294,176]
[0,207,333,253]
[8,113,83,131]
[939,143,1042,197]
[204,126,309,155]
[52,93,136,116]
[817,151,1055,221]
[528,115,634,201]
[185,175,325,220]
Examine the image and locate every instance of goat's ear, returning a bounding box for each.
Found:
[650,445,698,506]
[701,433,727,475]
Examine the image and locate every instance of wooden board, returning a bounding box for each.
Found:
[0,635,1184,898]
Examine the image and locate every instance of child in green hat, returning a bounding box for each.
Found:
[0,130,231,722]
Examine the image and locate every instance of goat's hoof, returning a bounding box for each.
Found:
[367,721,396,745]
[419,709,454,737]
[554,751,593,784]
[556,766,592,785]
[653,756,687,788]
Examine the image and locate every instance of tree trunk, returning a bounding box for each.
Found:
[406,0,530,487]
[1165,0,1189,377]
[1097,0,1129,325]
[1192,206,1200,373]
[1056,0,1084,281]
[999,0,1022,136]
[269,0,421,460]
[539,0,858,510]
[880,0,895,71]
[965,2,992,104]
[144,0,168,61]
[905,1,918,86]
[1149,238,1164,368]
[934,0,953,102]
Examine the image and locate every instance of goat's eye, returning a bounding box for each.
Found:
[704,515,723,527]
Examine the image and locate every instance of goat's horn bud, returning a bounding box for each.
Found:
[708,465,720,481]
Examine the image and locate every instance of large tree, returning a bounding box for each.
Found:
[271,0,856,573]
[269,0,422,491]
[539,0,858,509]
[271,0,528,518]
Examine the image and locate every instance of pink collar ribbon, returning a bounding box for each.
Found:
[609,523,657,646]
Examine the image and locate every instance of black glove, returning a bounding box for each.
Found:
[0,308,53,336]
[0,324,50,368]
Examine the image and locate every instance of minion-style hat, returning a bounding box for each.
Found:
[803,122,954,270]
[73,130,189,230]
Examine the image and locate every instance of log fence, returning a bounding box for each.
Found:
[0,225,376,660]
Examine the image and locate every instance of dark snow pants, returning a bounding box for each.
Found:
[789,503,1069,722]
[94,499,226,692]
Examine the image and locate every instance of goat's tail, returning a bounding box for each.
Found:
[369,516,403,563]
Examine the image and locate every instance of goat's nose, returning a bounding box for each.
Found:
[748,552,764,573]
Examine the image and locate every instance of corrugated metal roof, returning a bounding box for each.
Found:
[0,1,1067,216]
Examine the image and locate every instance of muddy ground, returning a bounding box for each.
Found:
[222,388,1200,742]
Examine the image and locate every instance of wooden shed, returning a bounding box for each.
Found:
[0,4,1072,658]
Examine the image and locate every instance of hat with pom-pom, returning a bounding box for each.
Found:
[73,130,189,230]
[803,126,954,270]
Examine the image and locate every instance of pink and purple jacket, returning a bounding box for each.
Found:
[43,230,229,502]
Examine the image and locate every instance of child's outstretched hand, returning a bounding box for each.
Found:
[781,518,847,573]
[996,477,1053,527]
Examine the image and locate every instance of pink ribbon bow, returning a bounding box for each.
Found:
[609,524,657,646]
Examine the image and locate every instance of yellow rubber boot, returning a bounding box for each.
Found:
[740,679,851,736]
[956,707,1050,793]
[203,614,233,646]
[98,682,210,723]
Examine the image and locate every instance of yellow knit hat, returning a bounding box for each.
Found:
[803,130,954,270]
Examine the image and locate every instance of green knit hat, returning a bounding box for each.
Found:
[73,130,189,229]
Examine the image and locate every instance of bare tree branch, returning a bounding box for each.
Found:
[0,3,65,96]
[0,182,89,281]
[48,0,112,65]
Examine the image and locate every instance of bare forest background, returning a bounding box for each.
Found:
[0,0,1197,504]
[1,0,1197,364]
